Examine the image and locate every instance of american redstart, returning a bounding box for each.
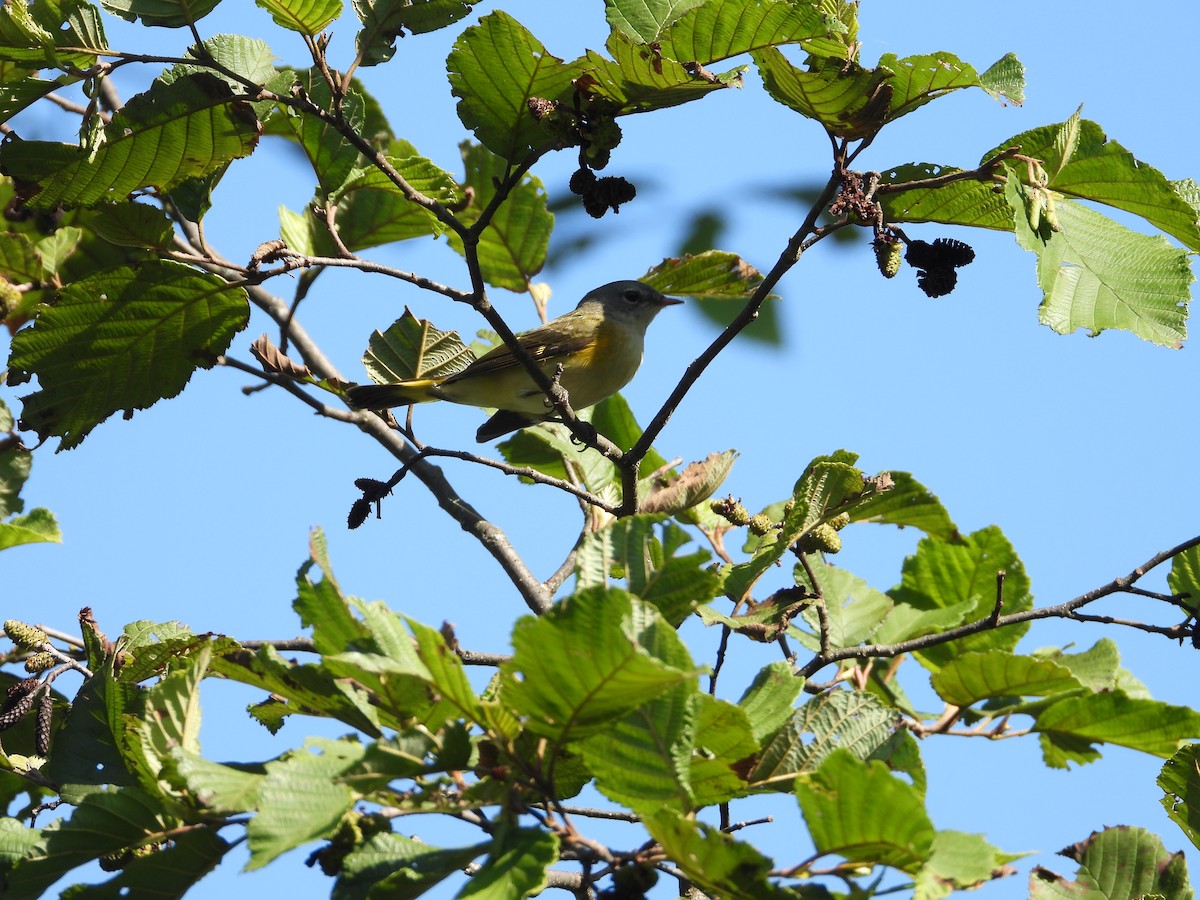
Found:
[346,280,682,442]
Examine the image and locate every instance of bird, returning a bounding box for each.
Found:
[346,280,682,442]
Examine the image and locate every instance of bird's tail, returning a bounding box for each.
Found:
[346,379,442,409]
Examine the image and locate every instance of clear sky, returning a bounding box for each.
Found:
[4,1,1200,897]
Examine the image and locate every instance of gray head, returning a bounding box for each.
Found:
[577,280,683,333]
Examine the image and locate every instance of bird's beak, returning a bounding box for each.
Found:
[658,295,685,307]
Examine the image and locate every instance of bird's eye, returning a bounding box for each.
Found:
[622,288,640,303]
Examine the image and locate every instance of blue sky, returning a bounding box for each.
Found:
[4,1,1200,896]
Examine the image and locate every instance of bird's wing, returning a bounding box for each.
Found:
[442,319,592,384]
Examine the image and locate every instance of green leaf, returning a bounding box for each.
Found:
[209,644,382,736]
[1160,744,1200,854]
[1008,176,1193,347]
[604,0,705,43]
[354,0,477,66]
[917,830,1024,895]
[688,694,758,806]
[880,50,1022,121]
[1033,691,1200,764]
[751,689,899,788]
[162,34,280,120]
[246,737,365,870]
[888,526,1032,672]
[845,470,960,541]
[878,162,1014,231]
[642,250,769,300]
[458,827,559,899]
[580,681,697,814]
[1028,826,1191,900]
[1032,638,1125,694]
[337,832,486,898]
[992,112,1200,251]
[578,516,721,625]
[500,587,700,743]
[0,507,60,550]
[657,0,834,66]
[579,30,743,115]
[0,0,108,69]
[1168,545,1200,614]
[753,48,893,140]
[978,52,1025,106]
[0,232,43,283]
[0,400,31,518]
[448,142,552,291]
[87,202,176,250]
[169,751,264,817]
[57,828,230,899]
[796,557,893,649]
[644,810,791,900]
[0,72,76,124]
[724,451,877,602]
[737,660,803,744]
[256,0,341,34]
[35,226,81,278]
[279,69,365,196]
[796,749,934,874]
[0,73,260,210]
[3,787,179,899]
[99,0,221,28]
[446,12,584,160]
[930,651,1082,707]
[9,260,249,450]
[361,307,474,384]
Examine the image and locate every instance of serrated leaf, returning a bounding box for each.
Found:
[337,832,486,898]
[2,787,179,899]
[500,588,699,743]
[642,250,768,300]
[930,651,1082,707]
[169,750,264,816]
[797,749,934,873]
[578,516,721,625]
[446,11,584,160]
[1007,177,1193,347]
[459,827,559,900]
[1029,826,1190,900]
[354,0,476,66]
[796,558,893,649]
[35,225,81,278]
[448,142,552,291]
[162,33,280,122]
[362,308,474,384]
[657,0,834,66]
[844,470,959,541]
[644,810,792,900]
[0,73,260,210]
[246,737,365,870]
[751,689,899,787]
[9,260,249,450]
[0,507,61,550]
[889,526,1032,671]
[917,830,1024,895]
[880,50,1020,121]
[1033,692,1200,763]
[978,52,1025,106]
[737,660,803,744]
[1168,545,1200,615]
[58,828,231,899]
[279,69,365,196]
[579,29,743,115]
[604,0,705,43]
[99,0,221,28]
[0,232,43,283]
[87,202,176,250]
[1159,744,1200,854]
[991,112,1200,251]
[878,162,1014,231]
[581,680,697,814]
[0,0,108,69]
[256,0,341,34]
[753,48,893,140]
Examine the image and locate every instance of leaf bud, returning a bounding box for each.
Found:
[798,523,842,554]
